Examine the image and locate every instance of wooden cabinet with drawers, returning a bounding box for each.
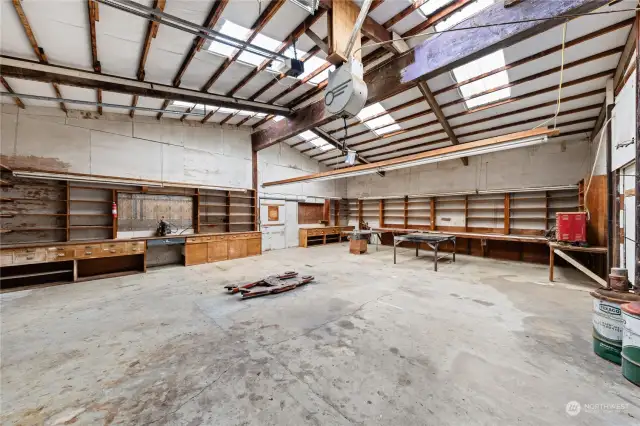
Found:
[1,231,261,290]
[184,232,261,265]
[299,226,354,248]
[184,243,208,266]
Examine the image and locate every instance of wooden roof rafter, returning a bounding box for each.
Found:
[11,0,67,113]
[312,76,612,164]
[171,0,230,121]
[200,0,286,94]
[0,76,25,109]
[131,0,166,118]
[87,0,102,114]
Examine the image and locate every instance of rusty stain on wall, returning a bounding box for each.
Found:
[1,155,71,173]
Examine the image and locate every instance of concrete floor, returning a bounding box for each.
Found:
[1,243,639,425]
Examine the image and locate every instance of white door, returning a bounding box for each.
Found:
[260,201,286,251]
[285,201,299,248]
[623,163,636,285]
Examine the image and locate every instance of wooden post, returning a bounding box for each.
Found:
[607,103,614,273]
[326,0,362,64]
[503,193,510,235]
[252,149,259,232]
[544,191,549,233]
[66,181,70,242]
[404,196,409,229]
[464,195,469,233]
[335,200,340,226]
[195,188,200,234]
[226,191,231,233]
[358,199,363,225]
[112,189,117,239]
[323,199,331,224]
[379,199,384,227]
[549,244,554,281]
[430,197,436,231]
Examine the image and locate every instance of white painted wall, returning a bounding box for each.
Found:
[346,138,591,198]
[0,105,348,250]
[0,104,253,188]
[258,142,347,200]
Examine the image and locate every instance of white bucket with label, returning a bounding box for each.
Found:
[591,290,625,364]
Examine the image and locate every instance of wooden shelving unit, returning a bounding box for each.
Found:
[69,185,113,241]
[349,187,579,237]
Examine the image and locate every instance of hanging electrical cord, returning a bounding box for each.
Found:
[533,22,567,130]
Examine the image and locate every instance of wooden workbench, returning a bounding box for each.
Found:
[548,242,607,285]
[0,231,261,290]
[299,226,354,248]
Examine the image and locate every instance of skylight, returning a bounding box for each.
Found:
[357,103,402,136]
[205,20,334,85]
[299,130,335,151]
[419,0,455,18]
[206,20,280,67]
[435,0,494,31]
[451,49,511,109]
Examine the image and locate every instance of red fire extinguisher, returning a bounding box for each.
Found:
[112,202,118,218]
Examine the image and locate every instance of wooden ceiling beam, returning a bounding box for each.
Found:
[227,9,327,97]
[87,0,102,114]
[358,123,592,164]
[0,76,25,109]
[314,46,619,150]
[313,88,606,163]
[252,0,607,151]
[132,0,166,118]
[433,18,634,96]
[173,0,229,121]
[363,0,473,66]
[11,0,67,113]
[417,81,466,165]
[0,57,292,116]
[323,115,595,167]
[591,15,637,140]
[172,0,229,88]
[325,18,630,139]
[137,0,166,82]
[383,0,429,30]
[320,0,397,57]
[247,43,325,102]
[200,0,286,93]
[262,128,559,186]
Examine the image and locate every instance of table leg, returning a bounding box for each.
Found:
[453,238,456,262]
[549,245,554,281]
[394,241,397,264]
[416,243,419,257]
[434,243,438,272]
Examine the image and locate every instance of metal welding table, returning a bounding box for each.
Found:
[348,230,383,251]
[393,232,456,271]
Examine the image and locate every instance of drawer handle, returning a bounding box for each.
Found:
[110,249,116,253]
[57,253,65,257]
[85,251,92,255]
[26,255,35,260]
